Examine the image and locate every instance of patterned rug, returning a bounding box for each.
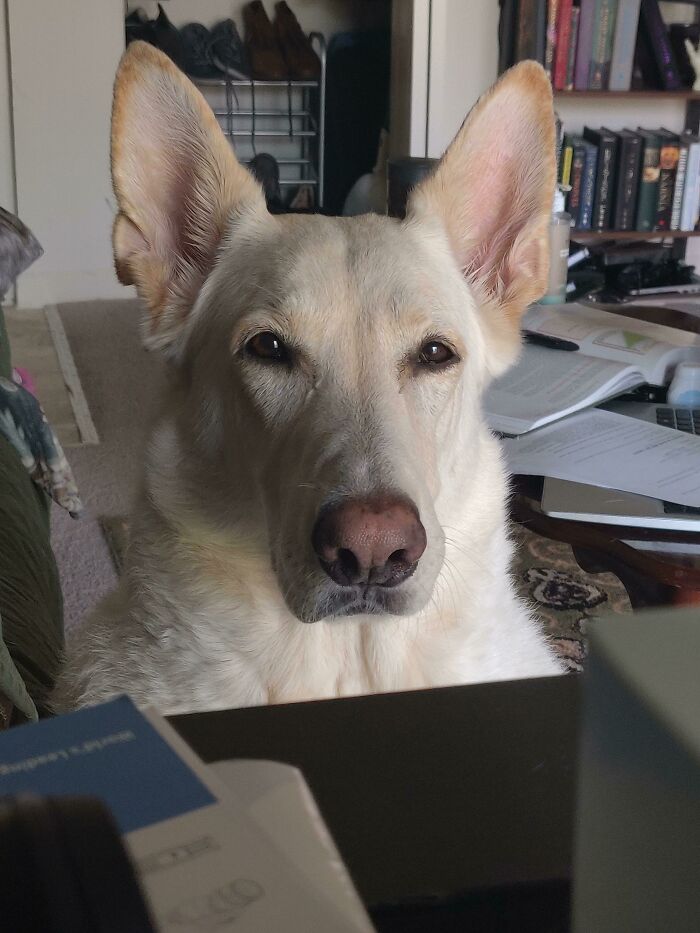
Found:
[99,517,632,674]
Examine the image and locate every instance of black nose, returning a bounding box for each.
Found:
[311,495,427,587]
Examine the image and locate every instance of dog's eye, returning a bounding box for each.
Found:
[246,332,289,363]
[418,340,456,368]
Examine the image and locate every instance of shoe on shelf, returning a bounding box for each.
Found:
[243,1,288,81]
[125,8,154,46]
[273,1,320,81]
[209,19,250,80]
[180,23,220,79]
[151,3,188,72]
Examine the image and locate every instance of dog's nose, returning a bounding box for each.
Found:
[311,495,427,588]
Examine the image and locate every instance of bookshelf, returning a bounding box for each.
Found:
[554,90,700,101]
[573,229,700,242]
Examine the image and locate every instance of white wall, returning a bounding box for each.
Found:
[7,0,126,308]
[0,0,15,213]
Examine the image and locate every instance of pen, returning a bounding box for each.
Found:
[523,331,579,352]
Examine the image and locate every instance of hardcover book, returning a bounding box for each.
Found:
[575,0,597,88]
[583,126,617,229]
[654,129,680,230]
[612,128,643,230]
[609,0,642,90]
[545,0,561,76]
[635,129,661,230]
[554,0,574,89]
[589,0,620,89]
[680,133,700,232]
[578,137,599,229]
[565,5,581,90]
[639,0,682,90]
[567,137,587,225]
[561,136,575,186]
[670,134,689,231]
[516,0,547,63]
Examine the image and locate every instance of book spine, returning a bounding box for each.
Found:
[579,143,598,229]
[592,138,617,229]
[498,0,518,72]
[589,0,619,89]
[639,0,682,90]
[636,137,661,231]
[670,140,689,231]
[554,0,573,88]
[575,0,596,88]
[608,0,642,90]
[565,6,580,90]
[680,142,700,232]
[561,139,574,186]
[545,0,560,76]
[655,140,680,230]
[568,144,586,226]
[614,136,643,230]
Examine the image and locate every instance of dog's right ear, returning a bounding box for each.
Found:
[111,41,267,350]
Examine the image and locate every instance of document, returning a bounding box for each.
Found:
[501,409,700,508]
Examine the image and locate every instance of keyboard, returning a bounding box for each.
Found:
[655,406,700,434]
[655,407,700,514]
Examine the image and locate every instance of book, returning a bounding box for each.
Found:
[670,134,690,231]
[680,133,700,232]
[567,136,587,225]
[484,303,700,435]
[612,128,643,230]
[635,129,662,230]
[668,23,699,89]
[561,135,574,186]
[631,16,661,89]
[554,0,573,88]
[584,126,617,229]
[589,0,620,89]
[498,0,518,72]
[545,0,561,76]
[575,0,597,88]
[654,129,680,231]
[565,5,581,90]
[609,0,642,90]
[0,697,373,932]
[639,0,682,90]
[516,0,547,63]
[578,138,599,229]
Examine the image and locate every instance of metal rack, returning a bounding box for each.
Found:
[195,33,326,208]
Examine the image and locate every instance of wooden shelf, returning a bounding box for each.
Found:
[554,89,700,100]
[571,230,700,242]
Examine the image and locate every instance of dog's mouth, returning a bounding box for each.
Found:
[304,584,413,623]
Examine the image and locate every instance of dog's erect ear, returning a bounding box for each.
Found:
[408,61,555,338]
[111,42,266,348]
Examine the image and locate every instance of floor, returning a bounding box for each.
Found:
[47,300,165,631]
[4,307,82,446]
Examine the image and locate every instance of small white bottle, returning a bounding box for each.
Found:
[539,186,571,305]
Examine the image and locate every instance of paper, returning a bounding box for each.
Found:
[484,344,641,435]
[501,409,700,508]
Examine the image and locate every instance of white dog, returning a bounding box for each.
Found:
[54,44,563,715]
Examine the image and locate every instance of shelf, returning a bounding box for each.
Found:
[571,230,700,242]
[554,89,700,100]
[195,76,320,89]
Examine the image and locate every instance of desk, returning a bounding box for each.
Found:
[512,301,700,608]
[170,675,579,932]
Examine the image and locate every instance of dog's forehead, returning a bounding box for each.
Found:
[253,213,467,324]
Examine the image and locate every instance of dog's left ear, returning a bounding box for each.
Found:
[408,61,556,373]
[111,41,267,351]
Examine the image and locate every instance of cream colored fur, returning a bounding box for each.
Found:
[53,46,564,715]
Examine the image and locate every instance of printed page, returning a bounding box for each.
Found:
[483,344,642,435]
[501,409,700,508]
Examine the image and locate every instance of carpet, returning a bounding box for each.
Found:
[99,516,632,673]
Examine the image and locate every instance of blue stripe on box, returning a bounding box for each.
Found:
[0,696,214,833]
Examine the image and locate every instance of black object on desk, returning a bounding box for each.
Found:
[170,675,580,932]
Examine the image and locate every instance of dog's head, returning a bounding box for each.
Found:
[111,43,555,623]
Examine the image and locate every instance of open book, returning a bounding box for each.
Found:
[484,303,700,436]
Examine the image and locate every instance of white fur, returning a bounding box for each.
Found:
[52,52,563,715]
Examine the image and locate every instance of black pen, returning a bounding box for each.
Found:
[523,331,579,352]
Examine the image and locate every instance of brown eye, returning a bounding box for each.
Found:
[246,331,289,363]
[418,340,456,368]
